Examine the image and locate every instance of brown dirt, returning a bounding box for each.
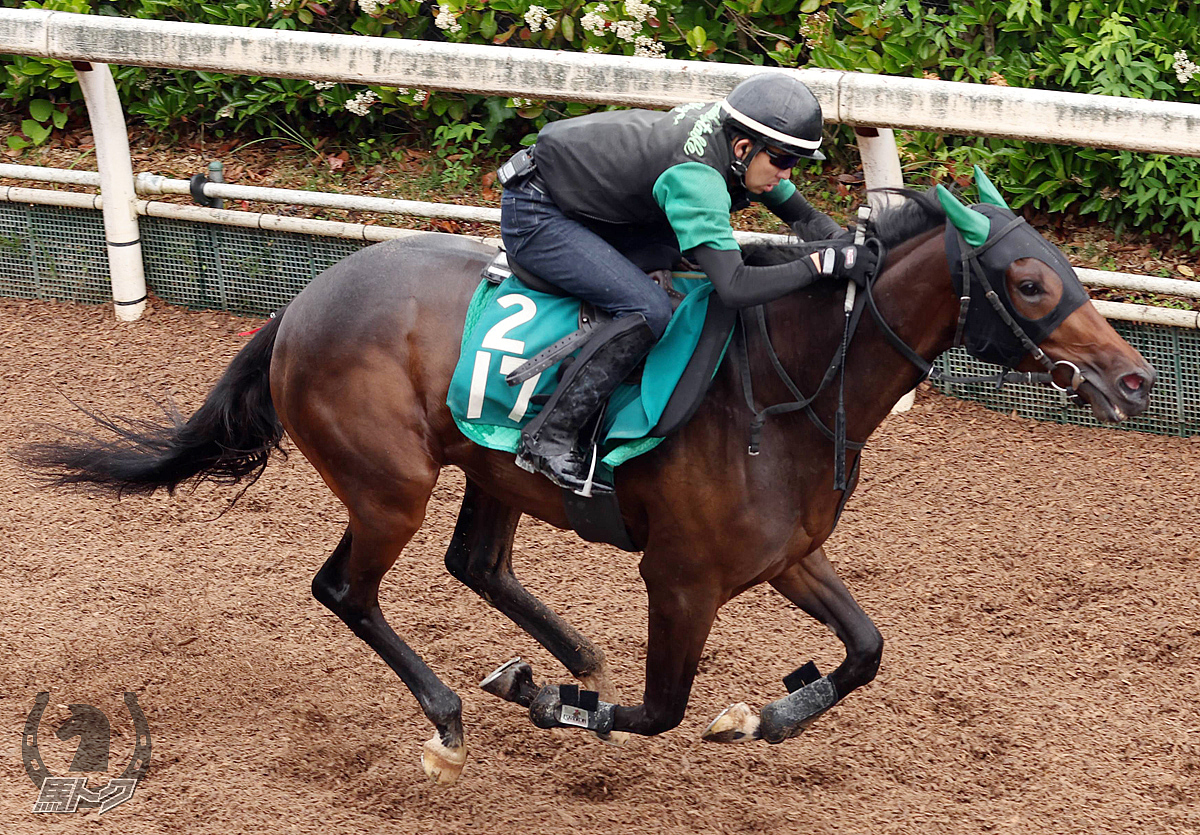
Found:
[1,297,1198,834]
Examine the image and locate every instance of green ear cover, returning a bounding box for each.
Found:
[935,184,990,247]
[973,164,1010,209]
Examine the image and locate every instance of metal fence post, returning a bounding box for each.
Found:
[73,61,147,321]
[854,126,915,413]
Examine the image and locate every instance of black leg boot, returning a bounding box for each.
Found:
[516,314,656,493]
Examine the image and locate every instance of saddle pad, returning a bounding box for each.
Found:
[448,274,728,468]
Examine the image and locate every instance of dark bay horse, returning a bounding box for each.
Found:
[23,187,1154,785]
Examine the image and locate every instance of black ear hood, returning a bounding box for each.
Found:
[944,203,1089,368]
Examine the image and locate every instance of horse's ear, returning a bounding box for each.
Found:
[973,164,1010,209]
[935,185,990,247]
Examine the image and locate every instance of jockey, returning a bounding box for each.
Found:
[498,72,878,493]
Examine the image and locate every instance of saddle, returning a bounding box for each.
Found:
[475,249,738,551]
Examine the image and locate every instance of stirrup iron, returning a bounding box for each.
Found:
[575,442,601,498]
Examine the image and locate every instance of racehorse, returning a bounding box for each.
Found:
[21,184,1154,785]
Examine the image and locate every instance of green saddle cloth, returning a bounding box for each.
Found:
[447,273,728,470]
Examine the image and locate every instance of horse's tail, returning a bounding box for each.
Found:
[19,312,286,498]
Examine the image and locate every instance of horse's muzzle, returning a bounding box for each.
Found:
[1078,362,1155,423]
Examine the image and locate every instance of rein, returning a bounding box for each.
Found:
[734,291,869,456]
[734,241,873,493]
[738,215,1089,494]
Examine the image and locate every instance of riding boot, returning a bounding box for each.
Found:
[516,313,656,493]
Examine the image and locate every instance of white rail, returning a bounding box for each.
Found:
[5,183,1196,333]
[4,9,1199,156]
[5,163,1196,305]
[75,61,146,321]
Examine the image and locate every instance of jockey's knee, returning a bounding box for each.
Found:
[641,298,672,339]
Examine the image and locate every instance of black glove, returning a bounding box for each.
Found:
[818,243,878,288]
[791,214,845,242]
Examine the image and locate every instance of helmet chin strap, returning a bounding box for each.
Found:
[730,138,765,188]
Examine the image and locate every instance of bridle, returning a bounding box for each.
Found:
[939,216,1089,397]
[874,219,1089,400]
[736,212,1091,494]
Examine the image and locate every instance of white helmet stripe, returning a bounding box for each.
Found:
[719,100,823,150]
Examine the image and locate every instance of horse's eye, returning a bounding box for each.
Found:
[1017,281,1042,298]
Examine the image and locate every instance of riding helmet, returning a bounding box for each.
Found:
[720,73,826,161]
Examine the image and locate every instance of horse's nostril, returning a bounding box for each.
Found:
[1120,373,1145,393]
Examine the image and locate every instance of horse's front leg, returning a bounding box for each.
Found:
[523,569,720,738]
[703,545,883,744]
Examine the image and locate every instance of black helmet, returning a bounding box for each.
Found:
[721,73,826,162]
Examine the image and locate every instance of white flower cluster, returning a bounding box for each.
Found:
[624,0,654,24]
[585,45,603,53]
[309,80,337,90]
[269,0,290,10]
[358,0,382,13]
[412,89,429,104]
[1174,50,1198,84]
[511,97,533,107]
[584,2,660,51]
[634,34,665,58]
[435,5,462,32]
[614,19,639,42]
[799,9,828,45]
[581,4,608,36]
[345,90,379,116]
[525,5,551,32]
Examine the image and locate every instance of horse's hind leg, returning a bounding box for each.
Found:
[444,480,624,715]
[313,523,467,785]
[704,545,882,744]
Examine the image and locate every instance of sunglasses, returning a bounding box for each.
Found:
[763,147,801,170]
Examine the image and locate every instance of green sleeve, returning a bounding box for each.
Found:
[652,163,739,252]
[755,177,796,208]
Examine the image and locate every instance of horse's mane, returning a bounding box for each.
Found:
[742,187,946,267]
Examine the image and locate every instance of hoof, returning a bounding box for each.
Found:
[421,735,466,786]
[594,729,631,747]
[701,702,761,743]
[481,657,538,707]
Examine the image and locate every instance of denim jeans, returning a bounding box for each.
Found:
[499,175,674,339]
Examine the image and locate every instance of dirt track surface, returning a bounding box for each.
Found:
[1,297,1198,834]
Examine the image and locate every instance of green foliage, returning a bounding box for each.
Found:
[1,0,90,147]
[805,0,1200,244]
[5,97,70,151]
[2,0,1198,244]
[433,121,488,190]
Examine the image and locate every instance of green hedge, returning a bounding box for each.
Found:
[3,0,1199,244]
